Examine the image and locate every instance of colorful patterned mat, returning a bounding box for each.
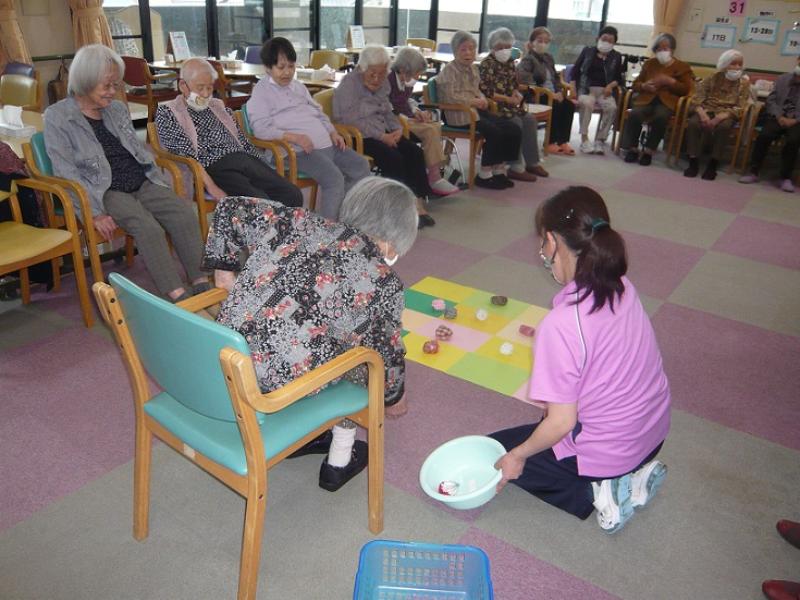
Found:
[402,277,549,403]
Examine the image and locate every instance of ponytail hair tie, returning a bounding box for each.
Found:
[591,218,609,232]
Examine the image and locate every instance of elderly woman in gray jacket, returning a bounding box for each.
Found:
[44,44,207,301]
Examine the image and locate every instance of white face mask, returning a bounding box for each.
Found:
[596,40,613,54]
[794,65,800,76]
[384,253,398,267]
[404,77,418,89]
[725,69,743,81]
[656,50,672,65]
[187,91,209,110]
[533,41,549,54]
[494,49,512,63]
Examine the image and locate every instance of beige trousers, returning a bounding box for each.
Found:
[407,119,446,167]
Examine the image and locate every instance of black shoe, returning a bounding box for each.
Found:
[623,149,639,163]
[287,430,332,459]
[683,157,699,178]
[319,440,368,492]
[192,281,212,295]
[418,213,436,229]
[493,174,514,188]
[474,175,505,190]
[701,160,718,181]
[448,169,462,185]
[638,153,652,166]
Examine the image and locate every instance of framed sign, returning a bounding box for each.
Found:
[701,24,736,49]
[346,25,365,49]
[168,31,191,61]
[728,0,746,16]
[782,29,800,56]
[743,18,780,44]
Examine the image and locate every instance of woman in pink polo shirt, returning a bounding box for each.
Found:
[491,185,670,533]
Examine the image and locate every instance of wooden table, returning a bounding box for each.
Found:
[0,110,43,159]
[150,60,267,82]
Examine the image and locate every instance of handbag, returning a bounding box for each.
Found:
[47,58,70,105]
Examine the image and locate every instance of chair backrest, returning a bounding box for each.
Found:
[3,61,35,78]
[206,59,229,99]
[121,56,152,87]
[239,104,254,134]
[406,38,436,51]
[244,46,262,64]
[0,74,37,107]
[424,77,438,104]
[29,132,53,177]
[314,88,334,119]
[309,50,347,70]
[108,273,261,423]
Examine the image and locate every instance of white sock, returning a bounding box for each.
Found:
[510,160,526,173]
[492,165,506,176]
[478,166,493,179]
[327,423,356,467]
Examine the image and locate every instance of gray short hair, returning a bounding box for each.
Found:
[391,46,427,76]
[651,33,677,53]
[339,176,418,256]
[180,58,218,83]
[717,49,744,71]
[488,27,515,50]
[451,31,476,54]
[68,44,125,97]
[358,45,391,71]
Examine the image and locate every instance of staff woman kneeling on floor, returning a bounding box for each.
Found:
[490,186,671,533]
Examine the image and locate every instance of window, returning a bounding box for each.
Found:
[104,0,145,58]
[546,0,603,65]
[482,0,537,51]
[398,0,429,45]
[606,0,653,53]
[273,0,313,64]
[150,0,209,58]
[437,0,481,51]
[364,0,391,45]
[320,0,355,50]
[217,0,266,59]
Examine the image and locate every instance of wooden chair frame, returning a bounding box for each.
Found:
[122,57,179,122]
[614,89,693,159]
[1,178,93,326]
[309,50,348,70]
[422,81,485,188]
[405,38,437,51]
[669,99,754,172]
[23,140,185,284]
[520,85,554,155]
[93,282,384,600]
[234,110,320,211]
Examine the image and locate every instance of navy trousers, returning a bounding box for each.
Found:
[489,422,663,520]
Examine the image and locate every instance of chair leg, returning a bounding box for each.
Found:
[367,413,384,534]
[71,240,93,328]
[19,267,30,304]
[84,231,105,285]
[468,139,477,188]
[51,257,62,292]
[308,183,318,213]
[237,484,267,600]
[133,423,153,541]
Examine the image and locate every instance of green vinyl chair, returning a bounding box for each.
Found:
[93,274,385,600]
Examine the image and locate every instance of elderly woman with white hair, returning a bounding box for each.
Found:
[154,57,303,208]
[334,45,436,227]
[683,49,750,180]
[206,177,418,491]
[479,27,547,182]
[44,44,207,302]
[438,30,522,190]
[389,46,460,196]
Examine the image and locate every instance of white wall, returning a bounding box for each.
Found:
[676,0,798,72]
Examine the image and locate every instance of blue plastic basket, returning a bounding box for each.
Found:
[353,540,494,600]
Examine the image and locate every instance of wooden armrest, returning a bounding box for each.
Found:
[334,126,354,149]
[338,125,364,154]
[222,345,384,414]
[398,114,411,139]
[150,147,204,203]
[14,177,80,232]
[176,287,229,312]
[154,156,185,198]
[246,137,287,180]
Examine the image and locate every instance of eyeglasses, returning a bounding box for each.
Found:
[99,81,123,92]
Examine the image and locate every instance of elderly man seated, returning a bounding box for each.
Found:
[154,58,302,207]
[246,37,371,220]
[207,177,418,490]
[334,45,436,228]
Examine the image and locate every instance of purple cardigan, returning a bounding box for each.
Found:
[388,71,414,117]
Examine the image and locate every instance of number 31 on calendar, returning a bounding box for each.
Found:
[729,0,745,16]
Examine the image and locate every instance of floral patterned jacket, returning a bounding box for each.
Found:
[479,54,526,118]
[203,196,406,404]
